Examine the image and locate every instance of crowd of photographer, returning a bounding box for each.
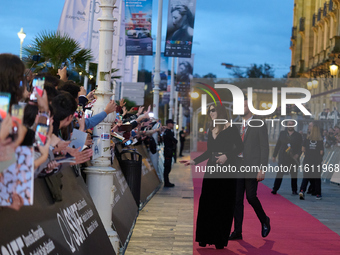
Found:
[0,53,166,210]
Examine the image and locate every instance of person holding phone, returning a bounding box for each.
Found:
[0,54,37,150]
[181,105,243,249]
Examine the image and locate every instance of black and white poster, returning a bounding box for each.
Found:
[176,55,195,92]
[164,0,196,57]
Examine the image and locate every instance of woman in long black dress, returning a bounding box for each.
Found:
[299,125,324,200]
[182,104,243,249]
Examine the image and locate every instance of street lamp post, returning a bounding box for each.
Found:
[153,0,163,119]
[83,0,119,253]
[17,28,26,60]
[150,0,163,174]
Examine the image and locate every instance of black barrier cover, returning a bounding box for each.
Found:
[119,150,142,206]
[111,158,138,246]
[115,144,161,205]
[0,166,116,255]
[134,145,161,204]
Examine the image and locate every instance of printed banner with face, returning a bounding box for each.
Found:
[125,0,153,56]
[164,0,196,58]
[152,53,169,91]
[176,55,194,92]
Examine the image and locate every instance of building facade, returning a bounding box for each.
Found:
[290,0,340,119]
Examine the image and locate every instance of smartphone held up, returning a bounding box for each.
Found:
[29,77,45,102]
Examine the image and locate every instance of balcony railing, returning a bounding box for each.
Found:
[299,17,305,32]
[318,8,323,21]
[291,26,297,40]
[324,2,328,16]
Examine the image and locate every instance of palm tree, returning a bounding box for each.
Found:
[23,31,92,76]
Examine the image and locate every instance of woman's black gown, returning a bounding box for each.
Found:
[193,126,243,246]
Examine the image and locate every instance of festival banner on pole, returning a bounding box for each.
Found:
[58,0,90,46]
[152,53,169,91]
[58,0,123,64]
[164,0,196,58]
[125,0,153,56]
[176,54,194,92]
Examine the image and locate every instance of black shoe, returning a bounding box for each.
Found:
[261,216,271,237]
[164,182,175,187]
[215,244,224,249]
[299,191,305,200]
[271,190,277,195]
[198,242,206,247]
[307,189,314,194]
[229,231,242,240]
[292,191,298,195]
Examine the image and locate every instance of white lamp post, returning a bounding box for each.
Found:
[17,28,26,60]
[153,0,163,119]
[150,0,164,174]
[83,0,119,253]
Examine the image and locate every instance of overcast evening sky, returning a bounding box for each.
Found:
[0,0,293,78]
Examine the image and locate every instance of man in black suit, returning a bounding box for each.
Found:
[163,119,178,187]
[229,99,270,240]
[271,120,302,195]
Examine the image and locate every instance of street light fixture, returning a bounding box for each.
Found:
[307,79,313,90]
[17,28,26,60]
[191,91,199,99]
[312,79,318,89]
[329,60,338,76]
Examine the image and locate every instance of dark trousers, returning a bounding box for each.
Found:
[273,162,298,192]
[300,164,321,195]
[300,177,321,195]
[233,178,267,233]
[163,157,172,184]
[314,177,321,196]
[300,178,311,192]
[179,140,185,156]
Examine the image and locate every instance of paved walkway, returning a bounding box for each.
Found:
[262,163,340,235]
[125,156,340,255]
[125,154,193,255]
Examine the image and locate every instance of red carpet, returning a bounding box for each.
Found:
[191,153,340,255]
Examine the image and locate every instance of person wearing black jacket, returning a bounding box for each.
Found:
[230,100,270,241]
[163,119,177,187]
[272,121,303,195]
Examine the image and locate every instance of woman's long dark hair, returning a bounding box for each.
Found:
[0,54,25,106]
[208,104,230,135]
[171,5,195,28]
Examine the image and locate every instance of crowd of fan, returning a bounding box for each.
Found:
[0,53,164,209]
